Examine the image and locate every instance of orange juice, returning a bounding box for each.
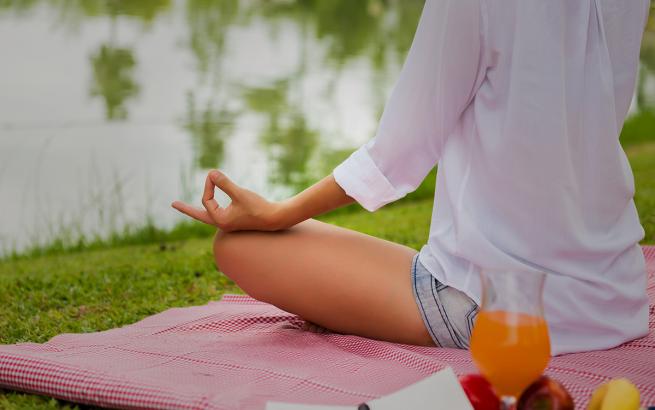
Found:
[470,310,551,397]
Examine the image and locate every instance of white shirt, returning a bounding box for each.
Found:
[333,0,650,355]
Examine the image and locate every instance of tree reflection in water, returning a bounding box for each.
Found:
[90,45,139,121]
[185,0,241,82]
[182,0,243,170]
[1,0,651,193]
[183,92,235,170]
[65,0,169,120]
[242,80,318,190]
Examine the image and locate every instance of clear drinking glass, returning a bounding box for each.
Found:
[469,269,551,409]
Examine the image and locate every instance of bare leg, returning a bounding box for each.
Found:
[213,219,434,346]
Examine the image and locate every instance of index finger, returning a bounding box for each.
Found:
[172,201,216,226]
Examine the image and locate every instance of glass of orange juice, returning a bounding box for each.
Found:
[469,269,551,409]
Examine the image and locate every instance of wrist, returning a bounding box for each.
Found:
[269,198,299,230]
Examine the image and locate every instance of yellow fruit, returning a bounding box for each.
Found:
[588,378,641,410]
[586,382,608,410]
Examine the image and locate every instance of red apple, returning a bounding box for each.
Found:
[517,376,574,410]
[459,374,501,410]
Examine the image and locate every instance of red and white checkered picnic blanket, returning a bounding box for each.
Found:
[1,247,654,409]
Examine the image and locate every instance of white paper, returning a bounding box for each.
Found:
[266,367,473,410]
[266,405,352,410]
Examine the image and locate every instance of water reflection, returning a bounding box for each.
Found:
[0,0,40,15]
[48,0,171,25]
[257,0,423,69]
[243,80,319,189]
[266,113,318,190]
[185,0,240,80]
[0,0,653,254]
[183,92,234,169]
[90,45,139,120]
[0,0,423,170]
[182,0,241,169]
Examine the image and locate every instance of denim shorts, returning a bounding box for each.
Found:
[411,253,479,349]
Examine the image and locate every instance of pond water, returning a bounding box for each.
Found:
[1,0,654,254]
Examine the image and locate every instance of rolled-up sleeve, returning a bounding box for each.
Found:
[333,0,484,211]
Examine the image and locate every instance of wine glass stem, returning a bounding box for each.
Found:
[500,396,517,410]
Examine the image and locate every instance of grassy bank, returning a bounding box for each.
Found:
[0,198,434,409]
[7,135,654,261]
[0,140,653,409]
[0,198,435,346]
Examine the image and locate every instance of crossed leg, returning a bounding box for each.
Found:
[213,218,435,346]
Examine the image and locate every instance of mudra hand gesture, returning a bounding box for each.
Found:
[172,170,284,232]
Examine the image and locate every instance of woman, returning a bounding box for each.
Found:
[173,0,650,355]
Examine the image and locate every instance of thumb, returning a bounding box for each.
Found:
[209,170,240,200]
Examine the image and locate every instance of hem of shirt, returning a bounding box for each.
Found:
[332,146,401,212]
[418,244,650,356]
[417,245,482,306]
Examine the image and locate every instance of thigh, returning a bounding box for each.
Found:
[213,219,434,346]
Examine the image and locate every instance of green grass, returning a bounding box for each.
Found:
[628,142,655,243]
[0,141,653,409]
[621,110,655,148]
[0,199,434,346]
[2,168,438,262]
[0,199,434,409]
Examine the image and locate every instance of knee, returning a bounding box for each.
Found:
[213,230,238,275]
[212,230,269,302]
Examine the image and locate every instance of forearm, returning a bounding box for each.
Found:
[275,174,354,229]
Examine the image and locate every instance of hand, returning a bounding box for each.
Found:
[171,170,285,232]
